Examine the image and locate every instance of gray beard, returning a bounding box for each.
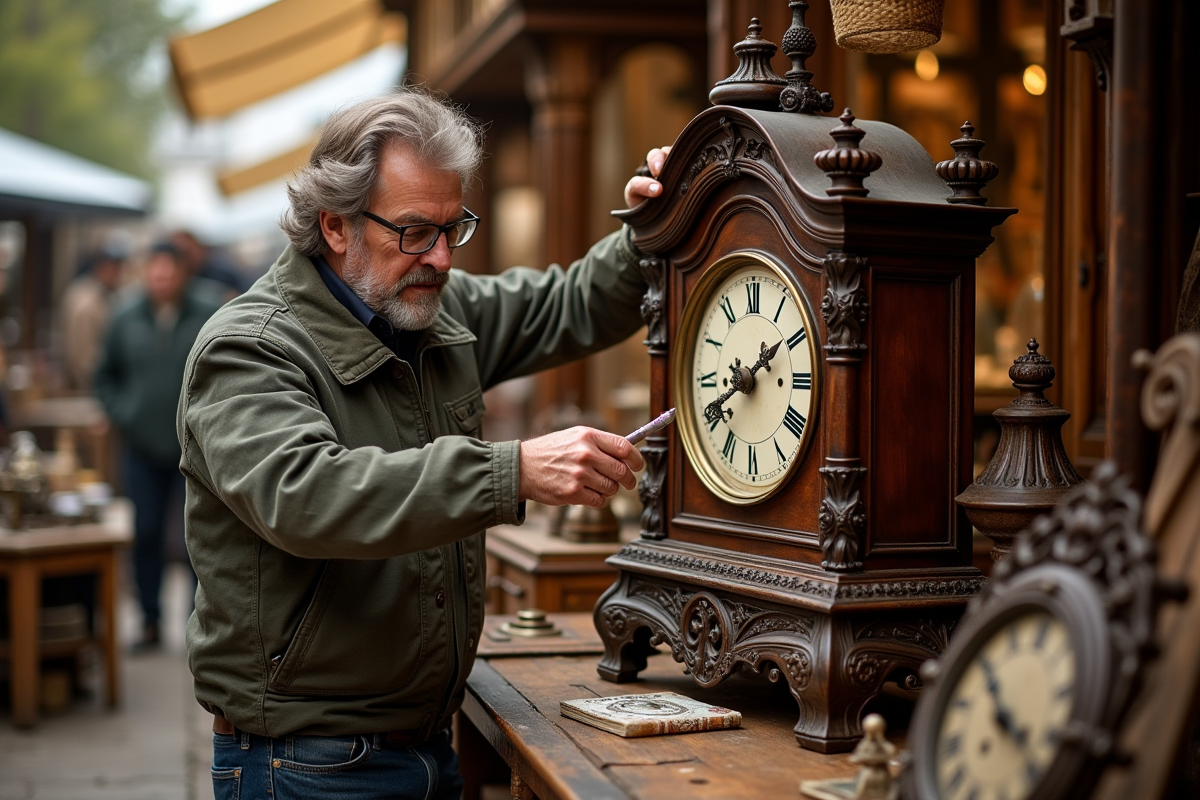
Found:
[341,236,448,331]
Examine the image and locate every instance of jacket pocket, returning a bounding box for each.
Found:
[267,557,427,695]
[444,388,486,438]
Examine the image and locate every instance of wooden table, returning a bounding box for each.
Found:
[0,500,132,727]
[461,613,898,799]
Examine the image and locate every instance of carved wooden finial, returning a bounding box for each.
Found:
[935,121,999,205]
[709,18,786,111]
[813,109,883,197]
[1010,338,1054,390]
[955,338,1084,561]
[780,1,835,115]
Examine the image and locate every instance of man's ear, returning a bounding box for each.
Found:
[318,210,350,256]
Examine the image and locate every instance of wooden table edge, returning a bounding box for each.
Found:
[464,659,629,800]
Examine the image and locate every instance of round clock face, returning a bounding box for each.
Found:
[909,566,1112,800]
[673,252,819,505]
[933,610,1077,800]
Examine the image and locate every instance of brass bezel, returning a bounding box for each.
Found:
[672,251,821,506]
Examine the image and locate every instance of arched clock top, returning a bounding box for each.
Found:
[616,105,1014,258]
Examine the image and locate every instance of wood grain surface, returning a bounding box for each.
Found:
[464,646,904,799]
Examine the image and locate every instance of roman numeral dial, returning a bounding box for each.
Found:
[677,255,819,505]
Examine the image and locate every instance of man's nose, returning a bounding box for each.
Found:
[424,232,453,272]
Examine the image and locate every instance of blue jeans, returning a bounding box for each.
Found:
[211,727,463,800]
[122,448,188,627]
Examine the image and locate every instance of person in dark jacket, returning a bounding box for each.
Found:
[94,242,220,648]
[179,88,666,800]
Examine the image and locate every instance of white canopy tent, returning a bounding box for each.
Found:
[0,127,151,217]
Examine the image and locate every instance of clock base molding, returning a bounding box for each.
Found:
[593,542,980,753]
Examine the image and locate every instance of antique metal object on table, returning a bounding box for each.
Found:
[800,713,898,799]
[595,6,1015,753]
[956,339,1083,561]
[559,502,621,544]
[499,609,562,638]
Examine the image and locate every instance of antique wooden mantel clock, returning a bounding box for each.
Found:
[593,4,1016,753]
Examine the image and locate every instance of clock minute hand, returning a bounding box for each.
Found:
[703,340,784,425]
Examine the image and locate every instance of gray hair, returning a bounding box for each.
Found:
[281,88,484,257]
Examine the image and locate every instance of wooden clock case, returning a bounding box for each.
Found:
[593,100,1015,752]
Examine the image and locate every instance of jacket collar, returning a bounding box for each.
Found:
[272,245,476,385]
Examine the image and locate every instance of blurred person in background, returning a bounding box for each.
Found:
[60,242,127,393]
[93,241,221,649]
[170,229,245,304]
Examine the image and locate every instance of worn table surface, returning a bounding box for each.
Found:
[463,621,906,800]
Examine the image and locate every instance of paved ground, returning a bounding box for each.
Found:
[0,563,214,800]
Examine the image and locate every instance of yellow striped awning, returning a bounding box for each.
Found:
[169,0,405,120]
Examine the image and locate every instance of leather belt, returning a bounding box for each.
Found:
[212,713,422,746]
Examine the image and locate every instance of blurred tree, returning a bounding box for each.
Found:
[0,0,186,177]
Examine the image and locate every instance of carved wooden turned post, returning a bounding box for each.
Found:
[956,339,1084,560]
[779,1,834,114]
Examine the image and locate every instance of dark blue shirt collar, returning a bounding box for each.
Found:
[313,255,396,344]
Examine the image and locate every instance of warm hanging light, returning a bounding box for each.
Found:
[1023,64,1047,95]
[914,49,939,80]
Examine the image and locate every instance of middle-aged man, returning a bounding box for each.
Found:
[178,88,668,800]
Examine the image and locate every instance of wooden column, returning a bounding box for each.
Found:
[1106,0,1173,491]
[526,37,596,412]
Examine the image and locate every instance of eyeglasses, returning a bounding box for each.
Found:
[362,209,480,254]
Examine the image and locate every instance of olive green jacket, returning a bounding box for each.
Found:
[178,229,644,738]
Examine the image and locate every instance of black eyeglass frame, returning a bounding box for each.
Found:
[361,209,480,254]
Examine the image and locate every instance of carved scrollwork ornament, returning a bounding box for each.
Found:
[821,252,869,357]
[1134,333,1200,535]
[681,117,772,196]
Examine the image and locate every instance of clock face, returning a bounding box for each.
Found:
[673,252,819,505]
[934,610,1077,800]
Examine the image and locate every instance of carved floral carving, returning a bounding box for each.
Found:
[637,256,667,351]
[818,466,866,571]
[821,253,869,357]
[637,446,668,539]
[681,117,772,196]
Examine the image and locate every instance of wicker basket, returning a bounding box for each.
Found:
[830,0,945,53]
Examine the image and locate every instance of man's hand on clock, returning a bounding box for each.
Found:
[624,146,672,207]
[518,427,645,509]
[703,340,783,425]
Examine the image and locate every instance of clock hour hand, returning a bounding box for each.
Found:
[979,656,1028,747]
[702,341,784,425]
